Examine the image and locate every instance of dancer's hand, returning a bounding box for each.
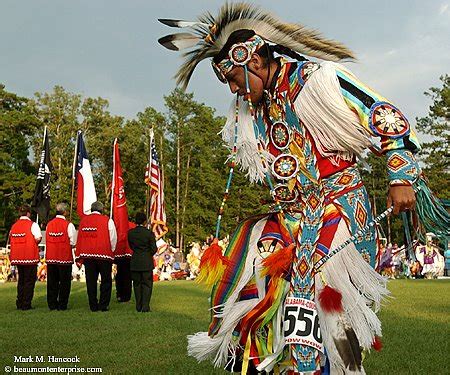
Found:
[387,185,416,215]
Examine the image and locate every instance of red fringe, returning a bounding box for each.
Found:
[372,336,383,351]
[261,243,295,278]
[318,285,343,313]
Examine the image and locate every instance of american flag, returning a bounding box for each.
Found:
[146,132,168,239]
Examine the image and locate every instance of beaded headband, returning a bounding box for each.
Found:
[211,35,266,83]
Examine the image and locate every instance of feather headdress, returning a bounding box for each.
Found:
[158,2,355,89]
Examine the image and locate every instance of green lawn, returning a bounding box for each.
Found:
[0,279,448,374]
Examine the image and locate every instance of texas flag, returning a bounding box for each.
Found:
[111,138,132,258]
[74,131,97,218]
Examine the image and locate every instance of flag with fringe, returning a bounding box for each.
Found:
[146,130,168,239]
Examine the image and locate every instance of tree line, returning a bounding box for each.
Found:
[0,85,268,251]
[1,75,448,249]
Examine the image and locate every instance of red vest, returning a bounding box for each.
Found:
[76,213,113,261]
[9,219,40,265]
[45,217,73,264]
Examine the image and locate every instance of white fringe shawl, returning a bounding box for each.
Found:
[220,97,274,183]
[315,219,389,374]
[294,61,372,164]
[187,217,268,368]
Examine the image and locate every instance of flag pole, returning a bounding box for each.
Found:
[145,129,153,219]
[110,138,117,219]
[145,182,150,218]
[69,131,80,222]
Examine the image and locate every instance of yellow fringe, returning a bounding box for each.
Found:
[195,262,227,288]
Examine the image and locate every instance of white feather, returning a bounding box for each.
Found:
[158,19,208,28]
[158,33,200,51]
[171,36,200,50]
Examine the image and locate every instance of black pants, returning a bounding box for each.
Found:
[16,265,37,310]
[115,258,132,302]
[84,259,112,311]
[131,270,153,312]
[47,264,72,310]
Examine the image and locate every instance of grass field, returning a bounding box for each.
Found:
[0,279,448,374]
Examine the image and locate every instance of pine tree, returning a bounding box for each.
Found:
[416,75,450,199]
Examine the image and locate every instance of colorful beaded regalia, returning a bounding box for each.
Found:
[158,3,450,374]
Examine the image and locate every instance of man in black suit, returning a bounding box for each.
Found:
[127,212,157,312]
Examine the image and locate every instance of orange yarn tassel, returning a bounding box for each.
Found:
[196,238,228,287]
[261,243,295,278]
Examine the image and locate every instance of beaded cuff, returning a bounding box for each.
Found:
[386,149,420,186]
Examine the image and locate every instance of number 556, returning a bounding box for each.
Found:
[284,306,322,343]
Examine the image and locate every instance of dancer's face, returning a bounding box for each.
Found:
[225,53,266,105]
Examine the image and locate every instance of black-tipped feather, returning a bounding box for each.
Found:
[158,19,207,28]
[158,33,200,51]
[333,319,363,372]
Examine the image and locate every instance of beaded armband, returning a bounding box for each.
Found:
[386,149,420,186]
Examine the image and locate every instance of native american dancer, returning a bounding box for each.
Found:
[416,233,445,279]
[158,3,450,374]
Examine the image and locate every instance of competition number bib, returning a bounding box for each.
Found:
[284,297,323,352]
